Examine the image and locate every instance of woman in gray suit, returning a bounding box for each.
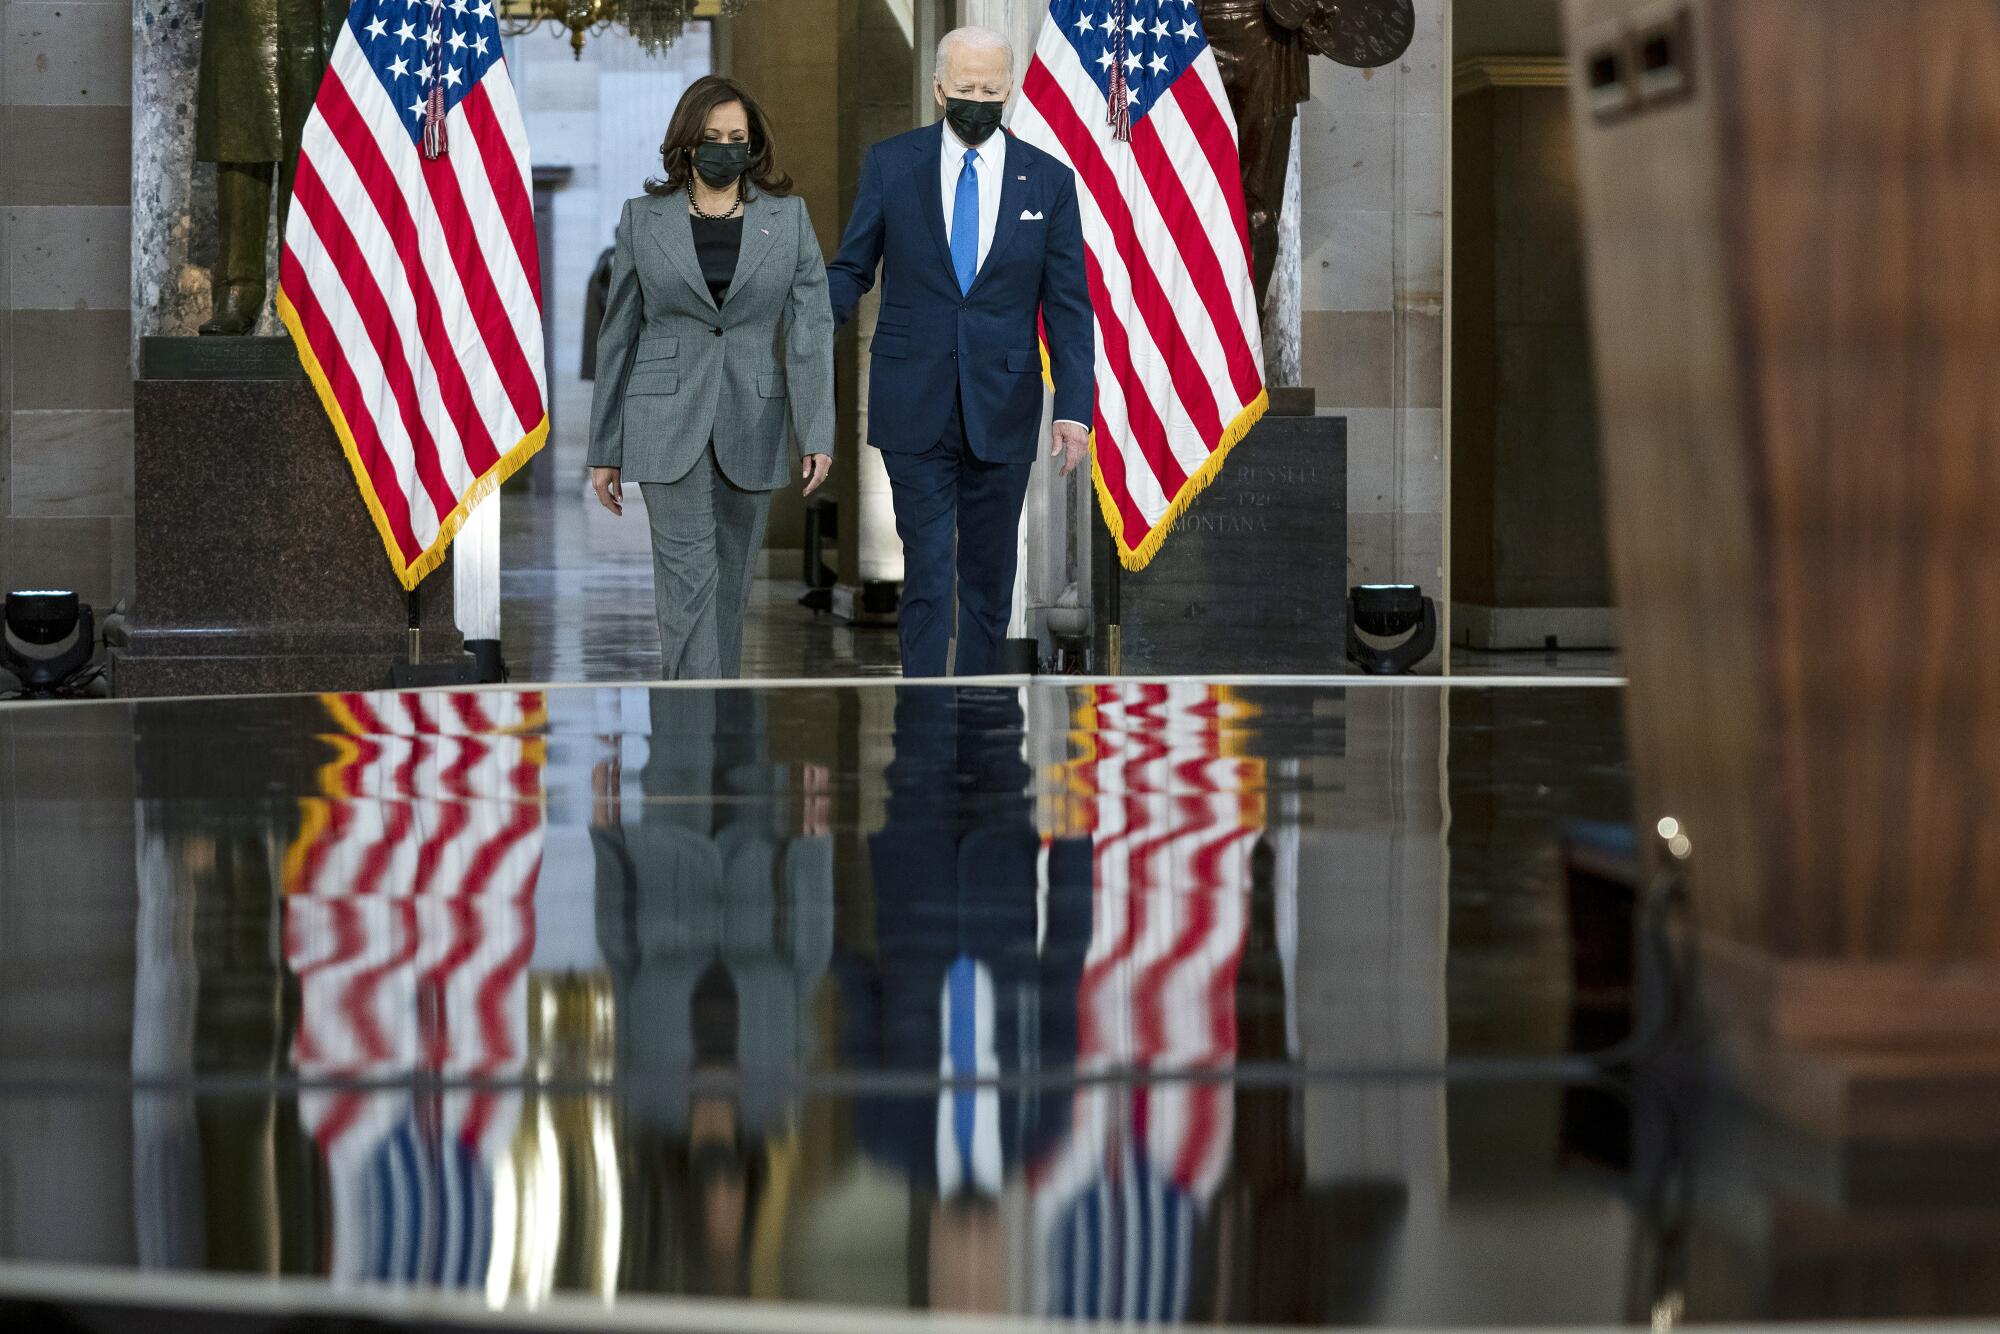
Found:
[588,76,835,679]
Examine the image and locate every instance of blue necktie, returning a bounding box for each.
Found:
[947,954,978,1173]
[951,147,980,294]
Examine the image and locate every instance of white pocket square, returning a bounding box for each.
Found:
[1021,209,1045,221]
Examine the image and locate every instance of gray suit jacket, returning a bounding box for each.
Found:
[587,189,835,489]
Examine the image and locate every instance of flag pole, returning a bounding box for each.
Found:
[406,587,422,666]
[1108,562,1121,674]
[1101,516,1123,675]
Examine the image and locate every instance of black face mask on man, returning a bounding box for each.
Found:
[943,97,1005,146]
[692,141,750,188]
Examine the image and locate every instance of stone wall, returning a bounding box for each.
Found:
[1298,0,1450,669]
[1,0,135,611]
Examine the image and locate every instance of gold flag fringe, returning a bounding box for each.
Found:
[279,289,549,592]
[1096,388,1269,572]
[1037,338,1271,573]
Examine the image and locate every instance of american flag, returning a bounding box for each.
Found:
[1015,0,1268,571]
[280,0,548,591]
[283,690,547,1289]
[1032,683,1264,1319]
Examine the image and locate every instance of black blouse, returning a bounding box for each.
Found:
[691,213,744,307]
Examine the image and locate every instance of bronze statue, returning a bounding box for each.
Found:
[1202,0,1415,314]
[195,0,348,335]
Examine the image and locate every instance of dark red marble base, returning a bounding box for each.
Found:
[115,339,461,699]
[113,648,447,698]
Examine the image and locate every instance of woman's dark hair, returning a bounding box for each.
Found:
[645,74,794,198]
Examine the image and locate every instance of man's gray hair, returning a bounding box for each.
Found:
[936,25,1016,80]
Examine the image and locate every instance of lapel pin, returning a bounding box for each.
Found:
[1017,174,1027,180]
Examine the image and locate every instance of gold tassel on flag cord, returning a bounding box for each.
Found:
[1106,0,1132,141]
[423,0,449,159]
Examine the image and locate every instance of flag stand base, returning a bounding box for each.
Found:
[114,339,465,698]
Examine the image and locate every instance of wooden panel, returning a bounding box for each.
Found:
[1568,0,2000,965]
[1722,0,2000,961]
[1562,0,1775,951]
[1569,0,2000,1124]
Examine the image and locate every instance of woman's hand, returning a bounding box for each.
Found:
[590,466,624,516]
[801,453,832,496]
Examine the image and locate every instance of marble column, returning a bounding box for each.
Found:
[815,0,928,611]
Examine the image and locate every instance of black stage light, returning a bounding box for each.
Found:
[1346,583,1437,675]
[3,589,97,695]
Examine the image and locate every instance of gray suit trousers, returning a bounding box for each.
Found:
[640,445,770,680]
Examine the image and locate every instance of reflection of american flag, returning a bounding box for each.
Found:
[1034,683,1263,1320]
[284,690,547,1286]
[1015,0,1267,571]
[279,0,547,590]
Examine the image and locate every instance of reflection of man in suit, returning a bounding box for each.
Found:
[841,687,1092,1311]
[591,688,833,1296]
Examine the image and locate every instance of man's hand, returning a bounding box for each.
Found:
[591,745,622,829]
[801,762,831,836]
[590,466,623,516]
[802,453,832,496]
[1051,420,1090,477]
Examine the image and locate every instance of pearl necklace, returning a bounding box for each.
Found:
[687,179,744,221]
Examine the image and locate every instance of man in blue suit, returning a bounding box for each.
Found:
[828,26,1096,678]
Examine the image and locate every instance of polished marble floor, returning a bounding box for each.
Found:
[497,488,1622,684]
[1,679,1995,1331]
[1450,646,1622,678]
[500,487,904,685]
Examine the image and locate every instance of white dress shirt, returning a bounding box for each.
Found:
[940,120,1006,273]
[940,119,1087,435]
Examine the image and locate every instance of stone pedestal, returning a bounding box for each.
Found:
[114,338,460,698]
[1094,416,1347,674]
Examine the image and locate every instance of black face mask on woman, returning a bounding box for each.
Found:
[692,141,750,188]
[943,97,1004,146]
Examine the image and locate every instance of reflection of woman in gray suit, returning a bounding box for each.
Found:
[588,76,835,679]
[591,689,833,1296]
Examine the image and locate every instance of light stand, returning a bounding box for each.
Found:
[1346,584,1438,674]
[3,590,99,698]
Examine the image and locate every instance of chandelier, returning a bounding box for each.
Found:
[496,0,740,59]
